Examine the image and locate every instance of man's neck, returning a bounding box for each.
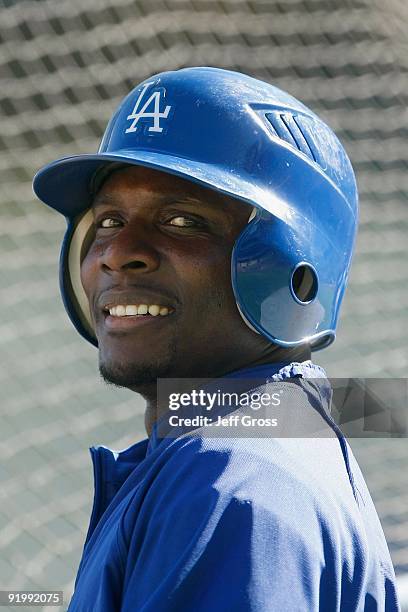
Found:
[141,344,312,437]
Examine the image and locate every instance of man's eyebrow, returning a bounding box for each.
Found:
[91,193,123,209]
[91,193,227,213]
[162,195,228,213]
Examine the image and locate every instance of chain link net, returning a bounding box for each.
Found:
[1,0,407,606]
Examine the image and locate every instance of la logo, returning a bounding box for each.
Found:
[125,82,171,134]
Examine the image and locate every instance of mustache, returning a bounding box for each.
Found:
[95,282,180,311]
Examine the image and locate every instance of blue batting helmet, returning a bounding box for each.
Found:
[33,66,358,350]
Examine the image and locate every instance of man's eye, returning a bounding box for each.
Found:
[98,217,121,228]
[167,216,201,228]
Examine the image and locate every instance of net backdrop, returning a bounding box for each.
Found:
[0,0,407,608]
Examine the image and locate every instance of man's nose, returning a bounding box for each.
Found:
[99,221,161,274]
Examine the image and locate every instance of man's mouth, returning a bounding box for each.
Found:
[103,303,173,317]
[97,289,178,331]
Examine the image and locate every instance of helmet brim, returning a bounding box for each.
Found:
[33,149,291,223]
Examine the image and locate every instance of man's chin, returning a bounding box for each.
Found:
[99,359,172,390]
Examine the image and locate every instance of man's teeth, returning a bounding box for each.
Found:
[107,304,170,317]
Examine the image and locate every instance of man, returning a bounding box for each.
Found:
[33,67,400,610]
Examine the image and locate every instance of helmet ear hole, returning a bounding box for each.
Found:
[291,263,318,304]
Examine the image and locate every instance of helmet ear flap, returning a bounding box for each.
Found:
[231,214,331,350]
[61,210,98,345]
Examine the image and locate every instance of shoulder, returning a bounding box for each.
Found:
[148,435,356,572]
[156,433,355,526]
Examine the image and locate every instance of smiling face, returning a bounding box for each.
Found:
[80,165,277,391]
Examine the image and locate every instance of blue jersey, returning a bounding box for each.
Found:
[67,362,400,611]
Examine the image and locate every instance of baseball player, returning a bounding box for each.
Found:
[33,67,400,611]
